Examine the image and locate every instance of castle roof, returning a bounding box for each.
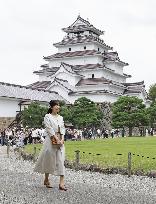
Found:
[43,49,128,66]
[53,35,112,50]
[103,52,129,66]
[43,50,101,60]
[62,15,104,36]
[69,89,122,96]
[123,81,147,95]
[0,81,66,103]
[34,62,130,79]
[76,77,111,86]
[26,81,52,90]
[51,77,74,91]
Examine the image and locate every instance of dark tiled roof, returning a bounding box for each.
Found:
[73,63,104,71]
[103,51,128,66]
[26,81,52,90]
[62,15,104,36]
[122,81,144,86]
[43,50,102,60]
[69,89,122,96]
[123,73,131,78]
[0,81,65,103]
[40,64,49,68]
[33,67,59,75]
[76,77,111,86]
[53,35,112,50]
[123,81,145,95]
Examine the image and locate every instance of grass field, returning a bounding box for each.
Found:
[24,136,156,172]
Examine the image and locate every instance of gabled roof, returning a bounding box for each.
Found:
[62,15,104,36]
[0,81,66,103]
[53,35,112,50]
[47,62,83,78]
[43,49,102,60]
[51,77,74,92]
[60,62,80,76]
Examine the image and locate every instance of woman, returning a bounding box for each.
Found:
[34,100,67,191]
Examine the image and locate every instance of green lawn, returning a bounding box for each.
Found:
[24,137,156,172]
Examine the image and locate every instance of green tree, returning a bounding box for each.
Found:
[21,102,47,128]
[60,105,72,123]
[112,96,149,136]
[71,97,103,129]
[147,101,156,128]
[149,83,156,102]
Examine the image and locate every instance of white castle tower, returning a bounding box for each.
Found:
[29,15,149,105]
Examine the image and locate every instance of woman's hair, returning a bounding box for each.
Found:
[47,100,59,114]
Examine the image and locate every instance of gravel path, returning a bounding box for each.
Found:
[1,146,156,204]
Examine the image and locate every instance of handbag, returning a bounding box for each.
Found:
[51,125,62,145]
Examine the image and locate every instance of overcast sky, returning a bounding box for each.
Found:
[0,0,155,91]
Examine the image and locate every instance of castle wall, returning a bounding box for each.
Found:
[0,97,20,117]
[0,117,15,130]
[49,55,103,67]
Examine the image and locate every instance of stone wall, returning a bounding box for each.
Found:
[0,117,15,130]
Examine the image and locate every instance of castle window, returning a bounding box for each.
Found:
[98,48,100,51]
[84,46,86,50]
[92,74,94,78]
[69,48,71,51]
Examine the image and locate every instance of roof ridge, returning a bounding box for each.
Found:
[0,81,58,94]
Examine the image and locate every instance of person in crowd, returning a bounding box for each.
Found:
[111,129,114,138]
[34,100,67,191]
[1,130,5,146]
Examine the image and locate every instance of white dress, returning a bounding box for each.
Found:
[34,114,66,175]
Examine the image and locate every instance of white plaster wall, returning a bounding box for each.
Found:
[71,93,119,104]
[93,44,108,52]
[78,68,126,83]
[58,44,93,53]
[52,71,80,86]
[49,55,103,67]
[105,62,124,75]
[49,85,72,103]
[58,43,108,53]
[76,84,124,94]
[0,98,20,117]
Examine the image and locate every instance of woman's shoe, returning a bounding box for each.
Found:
[59,184,67,191]
[44,180,53,188]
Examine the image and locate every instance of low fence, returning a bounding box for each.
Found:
[6,144,156,177]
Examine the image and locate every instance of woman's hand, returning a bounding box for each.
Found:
[54,136,61,144]
[60,139,64,145]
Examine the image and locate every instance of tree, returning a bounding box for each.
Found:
[112,96,149,136]
[60,105,72,123]
[71,97,103,129]
[147,101,156,128]
[21,102,47,128]
[149,83,156,102]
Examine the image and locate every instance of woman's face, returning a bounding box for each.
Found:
[52,104,60,114]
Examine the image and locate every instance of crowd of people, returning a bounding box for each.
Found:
[1,127,156,147]
[0,127,45,147]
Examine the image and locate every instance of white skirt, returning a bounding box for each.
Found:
[34,136,65,176]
